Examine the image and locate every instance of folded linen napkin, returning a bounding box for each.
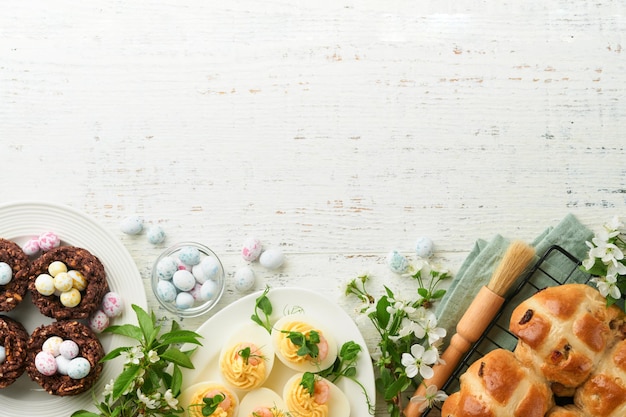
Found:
[435,213,594,350]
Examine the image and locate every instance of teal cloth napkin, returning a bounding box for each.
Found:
[435,213,594,350]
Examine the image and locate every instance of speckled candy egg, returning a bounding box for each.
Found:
[241,236,263,262]
[0,346,6,364]
[172,270,195,292]
[35,273,55,296]
[101,292,124,317]
[234,266,255,292]
[48,261,67,277]
[67,357,91,379]
[175,291,195,309]
[156,256,178,280]
[60,288,82,307]
[88,310,110,334]
[54,272,74,292]
[200,280,218,301]
[259,247,285,270]
[189,282,203,300]
[156,280,177,303]
[56,355,71,375]
[178,246,201,266]
[120,215,144,235]
[415,236,434,258]
[0,262,12,285]
[35,351,57,376]
[22,238,40,256]
[193,256,220,283]
[59,340,79,360]
[147,225,166,245]
[42,336,63,356]
[38,232,60,252]
[386,250,409,274]
[68,270,87,291]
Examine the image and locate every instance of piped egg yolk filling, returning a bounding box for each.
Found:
[277,321,325,365]
[188,387,235,417]
[220,342,267,389]
[285,378,329,417]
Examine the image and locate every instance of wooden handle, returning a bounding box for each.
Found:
[403,286,505,417]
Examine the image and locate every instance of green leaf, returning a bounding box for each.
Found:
[343,366,357,377]
[103,324,143,341]
[99,346,128,362]
[161,347,195,368]
[384,375,410,401]
[417,287,429,298]
[375,296,391,329]
[112,364,142,400]
[431,289,446,299]
[299,372,316,396]
[171,364,183,396]
[132,304,156,345]
[71,411,100,417]
[158,329,203,346]
[339,341,361,361]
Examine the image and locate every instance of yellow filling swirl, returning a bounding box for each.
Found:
[277,321,322,365]
[220,343,266,390]
[285,378,329,417]
[187,387,236,417]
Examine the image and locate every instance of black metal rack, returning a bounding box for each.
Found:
[421,244,598,416]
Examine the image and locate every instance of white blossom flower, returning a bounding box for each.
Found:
[121,346,144,365]
[590,275,622,299]
[147,350,159,363]
[397,318,425,339]
[606,216,624,233]
[164,389,178,409]
[137,389,160,410]
[410,384,449,412]
[102,379,115,397]
[386,297,416,316]
[401,344,438,379]
[589,234,624,267]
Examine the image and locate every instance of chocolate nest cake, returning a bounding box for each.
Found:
[28,246,109,320]
[26,320,104,396]
[0,315,29,388]
[0,238,31,311]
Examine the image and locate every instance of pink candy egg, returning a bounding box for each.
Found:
[22,238,40,256]
[59,340,79,360]
[38,232,61,252]
[35,351,57,376]
[241,236,262,262]
[88,310,110,334]
[101,292,124,318]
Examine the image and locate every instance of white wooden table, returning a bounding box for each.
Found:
[2,1,625,416]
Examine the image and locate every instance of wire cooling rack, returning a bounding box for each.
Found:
[421,244,599,416]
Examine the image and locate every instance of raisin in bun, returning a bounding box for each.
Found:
[439,348,554,417]
[509,284,625,393]
[573,338,626,417]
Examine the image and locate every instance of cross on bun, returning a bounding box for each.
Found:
[440,348,554,417]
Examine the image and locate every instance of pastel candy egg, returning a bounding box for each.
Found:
[42,336,63,356]
[68,270,87,291]
[101,292,124,317]
[38,231,60,252]
[120,215,144,235]
[54,272,74,292]
[67,357,91,379]
[178,246,201,266]
[234,266,255,292]
[415,236,434,258]
[35,351,57,376]
[156,256,178,280]
[189,282,203,300]
[59,340,79,360]
[147,225,166,245]
[35,274,55,296]
[386,250,409,274]
[175,291,195,309]
[172,270,195,292]
[22,238,40,256]
[56,355,71,375]
[241,236,262,262]
[0,346,5,363]
[0,262,12,285]
[198,256,221,282]
[259,247,285,270]
[88,310,110,334]
[48,261,67,277]
[60,288,82,307]
[200,280,218,301]
[156,280,177,303]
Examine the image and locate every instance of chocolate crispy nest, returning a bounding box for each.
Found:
[0,238,31,312]
[0,315,29,388]
[28,246,109,320]
[26,320,104,396]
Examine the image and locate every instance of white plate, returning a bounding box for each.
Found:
[181,287,376,417]
[0,201,147,416]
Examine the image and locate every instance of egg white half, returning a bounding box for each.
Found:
[179,381,239,417]
[271,313,338,373]
[282,373,350,417]
[238,387,288,417]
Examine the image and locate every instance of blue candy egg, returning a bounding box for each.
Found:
[172,270,196,292]
[0,262,12,285]
[415,236,434,258]
[156,256,178,280]
[147,225,166,245]
[386,250,409,274]
[178,246,201,266]
[120,215,144,235]
[175,292,195,309]
[200,280,218,301]
[156,280,177,302]
[67,357,91,379]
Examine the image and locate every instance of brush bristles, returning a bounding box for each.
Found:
[488,240,536,296]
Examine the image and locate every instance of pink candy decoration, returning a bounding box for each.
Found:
[101,292,124,318]
[88,310,110,334]
[35,351,57,376]
[22,238,40,256]
[38,232,61,252]
[241,236,262,262]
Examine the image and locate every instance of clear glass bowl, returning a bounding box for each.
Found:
[151,241,225,318]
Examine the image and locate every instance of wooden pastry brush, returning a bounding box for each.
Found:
[403,240,535,417]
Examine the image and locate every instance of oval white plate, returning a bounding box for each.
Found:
[181,287,376,417]
[0,201,147,416]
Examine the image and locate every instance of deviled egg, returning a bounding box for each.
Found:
[282,372,350,417]
[219,322,275,391]
[180,381,239,417]
[238,387,289,417]
[271,313,338,373]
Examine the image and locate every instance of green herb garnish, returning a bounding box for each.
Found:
[282,329,320,359]
[251,286,273,333]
